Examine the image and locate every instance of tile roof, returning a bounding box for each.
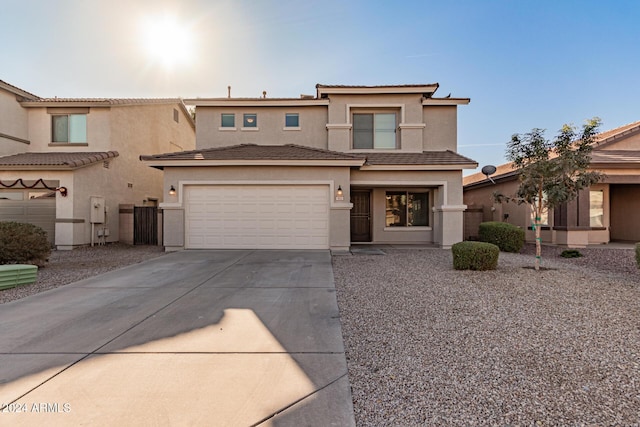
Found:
[141,144,365,162]
[364,150,477,166]
[595,120,640,146]
[590,150,640,164]
[0,152,119,169]
[464,120,640,187]
[0,79,40,100]
[21,98,184,106]
[141,144,477,168]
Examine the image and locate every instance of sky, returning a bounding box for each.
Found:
[2,0,639,174]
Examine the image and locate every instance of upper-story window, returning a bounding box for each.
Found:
[243,113,257,128]
[285,113,299,128]
[221,113,235,128]
[353,112,396,149]
[52,114,87,143]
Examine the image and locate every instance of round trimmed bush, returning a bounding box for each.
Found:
[478,221,525,253]
[0,221,51,266]
[452,241,499,271]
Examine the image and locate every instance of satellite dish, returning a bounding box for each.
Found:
[481,165,497,184]
[481,165,497,176]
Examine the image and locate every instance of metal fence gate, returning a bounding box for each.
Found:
[134,206,158,245]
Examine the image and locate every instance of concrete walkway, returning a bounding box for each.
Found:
[0,250,355,426]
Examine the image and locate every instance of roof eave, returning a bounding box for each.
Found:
[423,98,471,106]
[184,99,329,107]
[361,162,478,171]
[140,159,365,168]
[316,84,439,97]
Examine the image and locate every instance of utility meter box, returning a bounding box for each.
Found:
[90,196,106,224]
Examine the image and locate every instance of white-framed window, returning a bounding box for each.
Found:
[52,114,87,143]
[285,113,299,128]
[243,113,257,128]
[385,191,429,227]
[353,112,397,149]
[590,190,604,227]
[221,113,235,128]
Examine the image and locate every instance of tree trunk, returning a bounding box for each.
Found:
[535,220,541,271]
[535,186,543,271]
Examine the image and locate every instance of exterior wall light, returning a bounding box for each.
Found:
[336,185,344,201]
[169,185,176,196]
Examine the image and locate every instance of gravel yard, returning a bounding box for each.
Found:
[333,245,639,426]
[3,241,639,424]
[0,244,165,304]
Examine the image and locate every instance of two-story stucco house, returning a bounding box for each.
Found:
[141,83,476,252]
[0,79,195,249]
[463,120,640,246]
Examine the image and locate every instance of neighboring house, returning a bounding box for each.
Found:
[0,79,195,249]
[463,120,640,246]
[141,83,476,252]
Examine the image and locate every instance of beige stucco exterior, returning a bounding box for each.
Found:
[0,83,32,156]
[148,84,475,251]
[463,123,640,246]
[0,81,196,249]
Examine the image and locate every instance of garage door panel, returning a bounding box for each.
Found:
[185,185,329,249]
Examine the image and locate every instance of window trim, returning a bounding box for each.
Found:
[384,190,431,228]
[284,113,300,131]
[351,109,400,150]
[589,189,605,228]
[50,113,87,144]
[242,113,258,130]
[219,113,236,131]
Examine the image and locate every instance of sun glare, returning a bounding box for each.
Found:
[141,14,193,69]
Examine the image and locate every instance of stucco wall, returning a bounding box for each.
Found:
[160,165,352,251]
[326,93,426,153]
[0,89,31,156]
[195,106,328,150]
[423,106,458,151]
[27,107,112,151]
[599,131,640,150]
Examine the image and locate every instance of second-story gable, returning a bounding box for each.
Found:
[318,84,469,153]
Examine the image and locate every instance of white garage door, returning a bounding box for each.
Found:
[185,185,329,249]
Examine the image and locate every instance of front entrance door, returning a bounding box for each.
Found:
[350,190,371,242]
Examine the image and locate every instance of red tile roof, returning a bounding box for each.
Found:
[590,150,640,165]
[0,152,119,169]
[364,150,477,166]
[141,144,476,168]
[141,144,364,162]
[464,120,640,187]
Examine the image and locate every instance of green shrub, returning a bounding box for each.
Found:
[560,249,583,258]
[0,221,50,266]
[636,243,640,269]
[452,241,499,271]
[478,221,525,253]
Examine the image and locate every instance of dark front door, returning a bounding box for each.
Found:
[350,190,371,242]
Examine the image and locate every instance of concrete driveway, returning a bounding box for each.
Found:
[0,250,355,426]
